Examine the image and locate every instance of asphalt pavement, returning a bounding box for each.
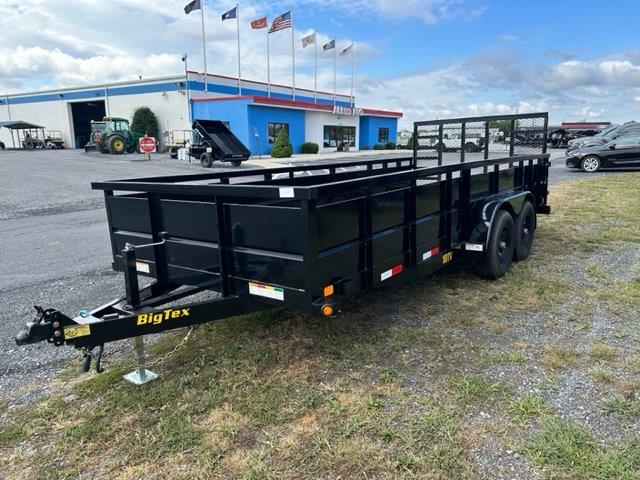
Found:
[0,147,629,400]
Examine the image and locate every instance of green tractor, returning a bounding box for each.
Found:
[95,117,142,154]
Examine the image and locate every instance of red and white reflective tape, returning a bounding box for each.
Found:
[422,246,440,261]
[380,264,403,281]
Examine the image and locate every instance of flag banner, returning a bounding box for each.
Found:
[222,6,236,21]
[323,39,335,50]
[301,31,316,47]
[269,10,291,33]
[184,0,201,14]
[251,16,267,29]
[340,43,353,55]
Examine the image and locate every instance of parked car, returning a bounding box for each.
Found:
[565,136,640,172]
[549,128,600,148]
[566,123,640,152]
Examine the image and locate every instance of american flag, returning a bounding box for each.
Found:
[269,10,291,33]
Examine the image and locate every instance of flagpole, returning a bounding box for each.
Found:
[290,8,296,100]
[314,37,317,103]
[350,45,354,109]
[236,3,242,94]
[333,43,337,107]
[200,2,208,93]
[266,18,271,97]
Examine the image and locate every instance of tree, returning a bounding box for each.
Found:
[406,133,416,150]
[271,127,293,158]
[131,106,159,138]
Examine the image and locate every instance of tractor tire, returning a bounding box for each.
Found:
[108,136,126,155]
[230,160,242,167]
[513,201,536,261]
[170,147,178,159]
[200,153,213,168]
[474,210,515,279]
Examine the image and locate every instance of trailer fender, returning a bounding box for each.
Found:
[467,191,535,251]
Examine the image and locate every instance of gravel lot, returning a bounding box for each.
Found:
[0,147,628,400]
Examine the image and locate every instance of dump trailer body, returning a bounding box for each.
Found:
[16,113,551,372]
[190,119,251,164]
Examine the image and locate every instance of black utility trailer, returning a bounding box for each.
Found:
[17,113,550,379]
[189,119,251,168]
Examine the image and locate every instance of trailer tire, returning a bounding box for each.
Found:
[475,210,515,279]
[513,201,536,261]
[108,136,126,155]
[200,153,213,168]
[169,147,178,159]
[230,160,242,167]
[465,142,478,152]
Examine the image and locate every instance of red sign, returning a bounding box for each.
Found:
[139,136,156,153]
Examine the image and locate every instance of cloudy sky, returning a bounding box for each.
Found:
[2,0,640,128]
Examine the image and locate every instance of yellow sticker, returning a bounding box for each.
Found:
[64,324,91,339]
[442,252,453,264]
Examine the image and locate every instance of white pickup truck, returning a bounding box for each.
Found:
[424,132,485,152]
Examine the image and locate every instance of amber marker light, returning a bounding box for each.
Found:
[321,305,334,317]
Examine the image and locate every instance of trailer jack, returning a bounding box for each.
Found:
[123,336,158,385]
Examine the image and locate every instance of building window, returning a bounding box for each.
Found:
[268,122,289,144]
[378,127,389,143]
[323,125,356,148]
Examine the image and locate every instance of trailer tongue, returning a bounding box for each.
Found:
[16,113,551,381]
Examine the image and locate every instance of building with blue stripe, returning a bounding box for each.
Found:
[0,71,402,153]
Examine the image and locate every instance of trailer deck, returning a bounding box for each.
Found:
[16,113,550,380]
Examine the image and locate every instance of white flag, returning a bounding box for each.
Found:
[301,31,316,48]
[340,43,353,55]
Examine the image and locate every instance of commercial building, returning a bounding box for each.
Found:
[0,71,402,154]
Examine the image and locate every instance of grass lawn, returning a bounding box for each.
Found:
[1,174,639,479]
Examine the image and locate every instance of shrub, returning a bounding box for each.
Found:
[271,128,293,158]
[373,143,385,150]
[130,106,159,138]
[385,141,396,150]
[301,142,319,154]
[406,134,416,150]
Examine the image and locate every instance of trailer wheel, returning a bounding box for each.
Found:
[514,201,536,261]
[230,160,242,167]
[200,153,213,168]
[169,147,178,159]
[109,136,126,155]
[475,210,515,279]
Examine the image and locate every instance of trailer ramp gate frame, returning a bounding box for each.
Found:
[16,113,550,378]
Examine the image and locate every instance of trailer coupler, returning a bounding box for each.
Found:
[15,306,63,347]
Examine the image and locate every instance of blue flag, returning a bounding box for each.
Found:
[222,6,237,21]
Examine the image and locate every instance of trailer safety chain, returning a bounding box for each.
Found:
[146,327,194,368]
[77,327,195,373]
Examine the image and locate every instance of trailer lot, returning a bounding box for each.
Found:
[1,149,639,479]
[0,148,627,395]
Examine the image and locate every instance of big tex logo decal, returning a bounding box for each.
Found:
[137,308,190,326]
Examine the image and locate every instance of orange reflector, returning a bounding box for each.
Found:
[323,284,334,297]
[321,305,334,317]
